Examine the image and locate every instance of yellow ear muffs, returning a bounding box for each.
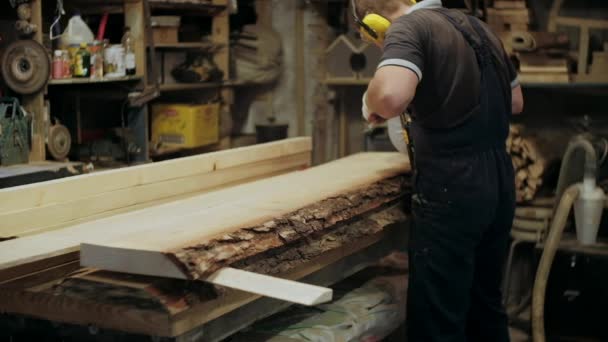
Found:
[351,0,416,45]
[360,13,391,45]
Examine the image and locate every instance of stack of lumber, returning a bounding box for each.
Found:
[510,31,570,53]
[517,53,570,84]
[0,152,410,337]
[0,138,312,240]
[79,152,409,280]
[487,0,530,53]
[0,151,409,283]
[507,125,566,203]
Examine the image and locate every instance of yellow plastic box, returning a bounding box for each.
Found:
[151,103,219,149]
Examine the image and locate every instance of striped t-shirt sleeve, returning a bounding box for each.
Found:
[378,18,425,82]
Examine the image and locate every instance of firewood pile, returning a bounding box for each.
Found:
[507,124,566,203]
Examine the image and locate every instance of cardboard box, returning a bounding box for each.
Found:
[151,103,219,149]
[152,16,180,44]
[153,27,179,45]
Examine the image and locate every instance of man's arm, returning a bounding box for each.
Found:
[502,47,524,114]
[366,65,419,120]
[363,16,425,123]
[512,84,523,114]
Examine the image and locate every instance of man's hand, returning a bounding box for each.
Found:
[362,92,386,125]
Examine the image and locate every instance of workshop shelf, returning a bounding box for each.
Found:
[158,80,247,91]
[149,0,225,16]
[152,42,216,49]
[48,76,143,85]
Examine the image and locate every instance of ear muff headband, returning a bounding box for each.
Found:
[351,0,379,40]
[351,0,416,44]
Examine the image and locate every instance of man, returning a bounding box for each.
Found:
[356,0,524,341]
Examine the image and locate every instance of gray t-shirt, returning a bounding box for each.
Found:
[379,8,518,129]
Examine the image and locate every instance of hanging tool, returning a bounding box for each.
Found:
[0,97,31,166]
[49,0,66,41]
[1,40,50,95]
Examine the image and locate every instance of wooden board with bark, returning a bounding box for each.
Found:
[80,153,410,280]
[0,205,409,337]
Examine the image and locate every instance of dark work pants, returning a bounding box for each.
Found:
[406,149,515,342]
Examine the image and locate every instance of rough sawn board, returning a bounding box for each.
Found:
[81,153,409,280]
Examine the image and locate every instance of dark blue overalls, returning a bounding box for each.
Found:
[406,10,515,342]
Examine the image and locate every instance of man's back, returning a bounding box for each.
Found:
[382,8,517,129]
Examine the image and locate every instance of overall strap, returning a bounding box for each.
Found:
[433,8,493,67]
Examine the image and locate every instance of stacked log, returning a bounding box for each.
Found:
[507,125,566,203]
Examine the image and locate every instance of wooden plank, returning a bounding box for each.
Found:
[0,152,310,238]
[80,153,409,280]
[206,267,332,306]
[519,72,570,84]
[554,17,608,30]
[26,163,306,239]
[0,252,79,283]
[0,137,311,213]
[518,55,569,74]
[0,153,310,275]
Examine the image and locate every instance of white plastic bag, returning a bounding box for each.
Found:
[60,13,94,47]
[387,116,409,154]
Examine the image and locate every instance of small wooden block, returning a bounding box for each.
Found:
[207,267,333,306]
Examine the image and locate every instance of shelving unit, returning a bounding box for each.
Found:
[48,76,143,85]
[20,0,235,164]
[158,80,246,91]
[148,0,225,15]
[154,42,215,49]
[148,0,235,157]
[21,0,149,163]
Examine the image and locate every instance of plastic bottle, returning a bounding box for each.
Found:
[89,40,104,79]
[52,50,64,79]
[121,27,136,76]
[62,51,72,78]
[60,12,94,47]
[73,42,91,77]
